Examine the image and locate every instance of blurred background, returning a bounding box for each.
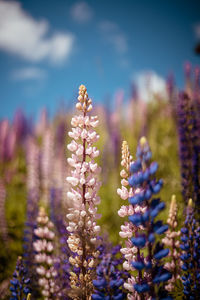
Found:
[0,0,200,118]
[0,0,200,298]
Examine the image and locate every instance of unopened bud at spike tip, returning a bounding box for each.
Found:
[188,198,193,207]
[140,136,147,147]
[76,103,82,111]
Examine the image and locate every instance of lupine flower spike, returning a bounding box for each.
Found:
[177,91,200,211]
[0,178,8,244]
[162,195,181,292]
[180,199,200,298]
[10,256,31,300]
[41,128,53,205]
[92,245,128,300]
[117,141,141,299]
[23,138,40,297]
[66,84,101,299]
[33,207,58,300]
[118,137,172,299]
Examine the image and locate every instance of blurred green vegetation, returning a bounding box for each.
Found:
[0,95,185,292]
[0,148,27,283]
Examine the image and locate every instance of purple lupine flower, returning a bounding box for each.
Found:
[0,119,16,163]
[180,199,200,297]
[184,62,192,94]
[13,110,28,142]
[0,179,8,244]
[177,91,200,211]
[23,138,40,297]
[50,187,71,299]
[177,92,194,203]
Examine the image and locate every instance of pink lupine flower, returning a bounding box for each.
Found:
[34,207,58,300]
[26,137,40,200]
[0,179,8,244]
[41,128,53,205]
[162,195,181,292]
[66,85,101,299]
[117,141,144,299]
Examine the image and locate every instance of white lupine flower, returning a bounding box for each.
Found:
[85,192,91,199]
[36,266,46,276]
[67,191,75,201]
[118,141,143,299]
[67,157,76,167]
[76,145,83,156]
[89,162,98,172]
[46,242,54,252]
[67,140,78,152]
[67,176,79,186]
[80,177,86,185]
[88,178,95,186]
[66,85,102,297]
[81,129,87,139]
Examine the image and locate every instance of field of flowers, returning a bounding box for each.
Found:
[0,65,200,299]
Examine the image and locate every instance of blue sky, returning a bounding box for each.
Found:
[0,0,200,119]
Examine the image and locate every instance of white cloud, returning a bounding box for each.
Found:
[99,21,128,54]
[11,67,47,80]
[70,1,93,23]
[0,0,74,63]
[133,71,167,101]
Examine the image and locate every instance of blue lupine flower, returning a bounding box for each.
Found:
[134,283,150,293]
[132,261,145,270]
[10,257,31,300]
[131,236,146,248]
[125,137,171,298]
[92,247,128,300]
[154,249,169,260]
[130,159,142,173]
[129,213,143,226]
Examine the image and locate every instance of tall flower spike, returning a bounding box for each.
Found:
[117,140,141,300]
[33,207,58,300]
[66,85,101,299]
[23,138,40,298]
[162,195,181,292]
[10,256,31,300]
[0,179,8,245]
[177,91,200,211]
[117,141,132,200]
[180,199,200,297]
[118,137,172,299]
[41,128,53,205]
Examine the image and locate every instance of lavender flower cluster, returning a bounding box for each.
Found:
[4,77,200,300]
